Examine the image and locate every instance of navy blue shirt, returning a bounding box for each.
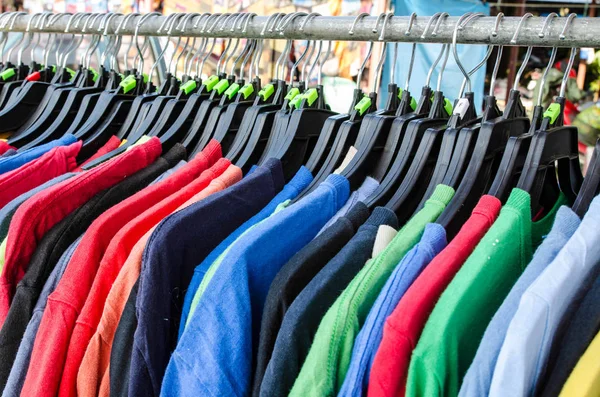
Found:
[128,159,285,397]
[259,207,399,397]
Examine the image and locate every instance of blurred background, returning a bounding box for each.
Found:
[3,0,600,150]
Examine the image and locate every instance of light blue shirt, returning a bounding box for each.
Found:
[490,198,600,397]
[338,223,447,397]
[177,166,313,338]
[161,175,350,397]
[317,176,379,235]
[459,206,580,397]
[0,134,77,175]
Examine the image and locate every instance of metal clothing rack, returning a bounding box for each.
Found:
[0,14,599,47]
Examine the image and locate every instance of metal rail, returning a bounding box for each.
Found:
[0,14,599,47]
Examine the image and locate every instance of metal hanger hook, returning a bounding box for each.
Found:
[559,13,578,98]
[317,40,332,85]
[424,12,449,88]
[511,12,533,90]
[536,13,560,105]
[277,12,308,35]
[134,12,160,74]
[350,12,372,90]
[452,12,485,94]
[373,12,393,93]
[489,12,504,95]
[403,12,417,90]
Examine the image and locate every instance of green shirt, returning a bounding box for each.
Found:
[406,188,565,397]
[289,184,455,397]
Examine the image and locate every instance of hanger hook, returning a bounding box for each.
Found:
[277,12,308,35]
[317,40,332,85]
[402,12,417,91]
[488,12,505,96]
[17,12,43,66]
[373,12,393,93]
[301,40,316,82]
[185,13,210,76]
[6,11,31,65]
[423,12,448,87]
[147,13,179,84]
[0,12,26,64]
[300,12,320,31]
[307,40,323,85]
[511,12,534,90]
[195,14,220,77]
[212,13,236,74]
[59,13,88,69]
[559,13,578,98]
[352,13,374,90]
[452,12,485,94]
[535,13,561,105]
[174,13,199,77]
[116,13,139,71]
[133,12,160,75]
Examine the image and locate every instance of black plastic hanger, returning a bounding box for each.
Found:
[10,13,103,148]
[365,20,454,210]
[436,13,538,236]
[516,24,584,214]
[293,13,384,199]
[573,139,600,217]
[340,13,404,190]
[192,33,259,156]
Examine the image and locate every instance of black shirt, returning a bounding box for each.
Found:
[110,279,139,397]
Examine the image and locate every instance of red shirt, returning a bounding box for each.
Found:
[75,135,122,171]
[20,140,223,397]
[368,195,501,397]
[0,141,81,209]
[0,138,162,325]
[59,157,232,397]
[0,141,15,155]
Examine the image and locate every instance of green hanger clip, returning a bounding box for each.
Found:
[544,102,561,125]
[119,74,137,94]
[0,68,15,81]
[66,67,76,81]
[284,87,300,101]
[204,75,219,92]
[142,73,149,84]
[410,97,417,111]
[89,67,99,82]
[443,98,453,116]
[354,95,372,116]
[303,88,318,107]
[398,88,417,111]
[238,83,254,100]
[214,79,230,95]
[289,95,303,109]
[224,83,240,100]
[180,80,197,95]
[258,84,274,101]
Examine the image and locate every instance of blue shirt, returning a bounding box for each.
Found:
[177,166,314,338]
[2,236,81,397]
[161,174,350,397]
[459,206,580,397]
[128,159,287,397]
[317,176,379,235]
[259,207,399,397]
[490,198,600,397]
[338,223,447,397]
[0,134,77,175]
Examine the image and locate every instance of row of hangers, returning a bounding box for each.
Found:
[0,11,597,240]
